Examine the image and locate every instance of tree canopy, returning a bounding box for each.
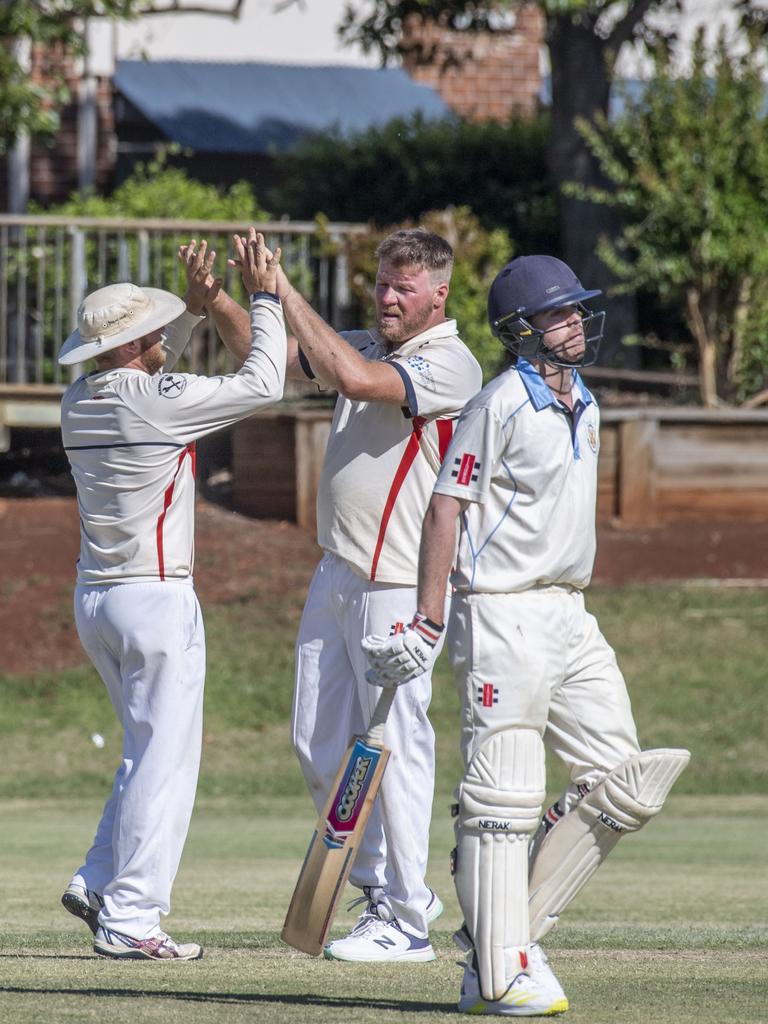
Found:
[0,0,244,153]
[335,1,764,365]
[573,29,768,406]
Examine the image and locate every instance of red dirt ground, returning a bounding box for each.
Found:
[2,495,767,676]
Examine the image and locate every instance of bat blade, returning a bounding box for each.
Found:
[281,730,390,956]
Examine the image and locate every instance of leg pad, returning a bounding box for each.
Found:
[454,728,546,1001]
[529,747,690,940]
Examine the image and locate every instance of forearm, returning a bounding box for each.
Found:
[207,290,252,369]
[161,309,205,372]
[279,277,367,392]
[417,494,463,623]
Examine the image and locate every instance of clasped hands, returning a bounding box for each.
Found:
[361,614,444,689]
[178,228,282,308]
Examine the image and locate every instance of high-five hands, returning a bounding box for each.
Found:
[230,228,282,296]
[361,614,444,688]
[177,238,222,314]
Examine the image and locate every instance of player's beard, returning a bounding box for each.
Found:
[376,298,435,347]
[139,339,166,375]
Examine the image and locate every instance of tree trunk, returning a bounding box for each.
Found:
[686,287,719,407]
[547,15,639,368]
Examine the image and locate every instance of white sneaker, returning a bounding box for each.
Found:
[61,882,104,936]
[349,885,443,927]
[94,925,203,961]
[528,943,568,1005]
[324,905,436,962]
[458,956,568,1016]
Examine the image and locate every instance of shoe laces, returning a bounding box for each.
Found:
[346,886,395,926]
[350,905,401,939]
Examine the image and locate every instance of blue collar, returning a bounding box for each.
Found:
[516,358,593,411]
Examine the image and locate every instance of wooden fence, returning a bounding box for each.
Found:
[232,405,768,531]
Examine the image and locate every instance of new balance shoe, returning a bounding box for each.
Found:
[94,925,203,961]
[324,905,436,962]
[349,885,444,927]
[61,883,104,936]
[458,956,568,1016]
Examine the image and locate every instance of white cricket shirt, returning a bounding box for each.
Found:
[433,358,600,593]
[310,320,482,585]
[61,297,286,584]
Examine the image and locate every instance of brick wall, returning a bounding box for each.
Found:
[401,4,545,121]
[0,44,115,210]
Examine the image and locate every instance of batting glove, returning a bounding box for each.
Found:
[361,613,444,688]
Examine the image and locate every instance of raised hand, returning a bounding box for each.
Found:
[230,228,282,297]
[177,239,222,314]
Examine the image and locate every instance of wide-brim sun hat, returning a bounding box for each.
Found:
[58,283,186,366]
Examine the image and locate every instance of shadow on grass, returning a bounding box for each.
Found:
[0,954,94,961]
[0,985,455,1012]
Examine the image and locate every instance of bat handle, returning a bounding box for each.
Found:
[365,686,396,746]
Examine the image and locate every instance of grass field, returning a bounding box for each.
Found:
[1,794,766,1024]
[1,582,767,1021]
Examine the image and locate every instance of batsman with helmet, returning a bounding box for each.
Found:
[364,255,691,1015]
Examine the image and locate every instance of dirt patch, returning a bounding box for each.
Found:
[1,496,767,676]
[0,496,320,676]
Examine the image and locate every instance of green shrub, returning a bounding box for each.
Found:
[41,148,270,222]
[273,113,558,256]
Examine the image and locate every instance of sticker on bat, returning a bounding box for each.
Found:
[322,739,383,849]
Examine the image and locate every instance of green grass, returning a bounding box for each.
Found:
[0,583,766,799]
[0,795,766,1024]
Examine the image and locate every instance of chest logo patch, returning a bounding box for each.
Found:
[158,374,187,399]
[586,422,598,454]
[452,452,481,486]
[405,354,436,391]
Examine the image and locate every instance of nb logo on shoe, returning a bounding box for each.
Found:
[373,935,397,949]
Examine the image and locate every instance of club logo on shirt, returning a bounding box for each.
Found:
[477,683,499,707]
[586,422,598,454]
[405,354,436,391]
[452,452,480,486]
[158,374,187,398]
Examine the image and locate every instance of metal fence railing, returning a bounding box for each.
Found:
[0,215,368,386]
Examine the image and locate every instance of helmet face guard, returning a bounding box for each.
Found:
[493,305,606,368]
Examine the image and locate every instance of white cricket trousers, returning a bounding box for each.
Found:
[448,586,640,781]
[292,552,445,938]
[71,581,205,939]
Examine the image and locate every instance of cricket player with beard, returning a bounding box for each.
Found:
[60,235,286,960]
[364,255,690,1012]
[198,228,483,961]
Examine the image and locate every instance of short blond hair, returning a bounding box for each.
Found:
[376,229,454,284]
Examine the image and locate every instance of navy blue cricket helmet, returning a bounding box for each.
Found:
[488,255,605,367]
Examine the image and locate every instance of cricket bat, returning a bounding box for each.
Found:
[281,686,395,955]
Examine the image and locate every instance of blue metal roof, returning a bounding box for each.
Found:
[114,60,451,154]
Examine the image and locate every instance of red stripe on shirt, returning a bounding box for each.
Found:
[369,416,426,582]
[482,683,495,708]
[156,444,194,581]
[436,418,454,463]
